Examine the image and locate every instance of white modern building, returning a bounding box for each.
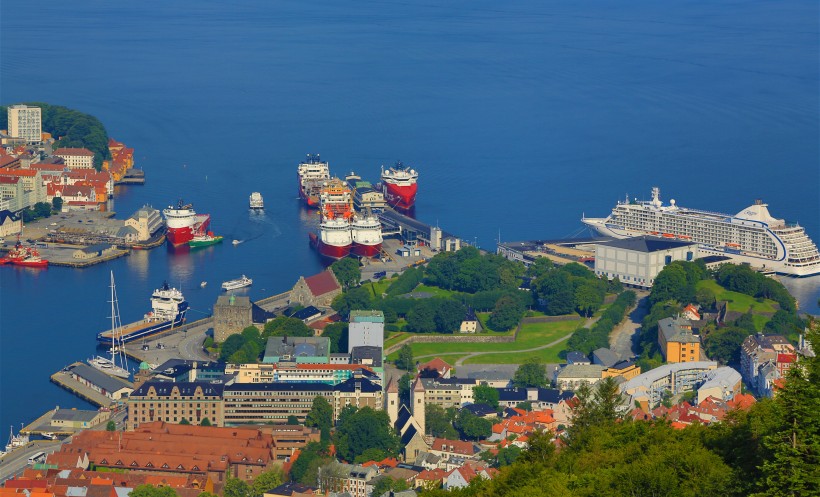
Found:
[697,367,742,404]
[620,361,717,408]
[594,236,698,289]
[348,310,384,352]
[7,104,42,143]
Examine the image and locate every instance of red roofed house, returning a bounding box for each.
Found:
[414,468,449,490]
[429,438,479,462]
[776,353,797,377]
[54,148,94,170]
[443,462,495,490]
[682,304,701,321]
[290,269,342,308]
[418,358,453,379]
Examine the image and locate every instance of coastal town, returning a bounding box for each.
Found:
[2,6,819,494]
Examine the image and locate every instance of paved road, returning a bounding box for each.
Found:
[609,293,650,361]
[0,440,62,483]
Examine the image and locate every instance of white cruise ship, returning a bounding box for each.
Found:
[582,187,820,277]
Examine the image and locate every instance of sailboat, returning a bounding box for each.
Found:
[6,424,29,452]
[88,272,131,379]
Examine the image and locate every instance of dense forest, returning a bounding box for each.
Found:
[423,325,820,496]
[0,103,111,169]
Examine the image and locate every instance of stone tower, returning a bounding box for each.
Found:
[411,376,426,436]
[385,377,399,428]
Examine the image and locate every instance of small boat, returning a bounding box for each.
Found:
[41,433,58,440]
[222,275,252,291]
[200,281,207,288]
[6,425,29,453]
[189,232,223,248]
[249,192,264,210]
[232,239,241,245]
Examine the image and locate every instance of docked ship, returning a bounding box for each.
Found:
[320,178,354,220]
[162,200,210,246]
[310,216,353,260]
[351,214,383,257]
[346,172,386,211]
[582,187,820,277]
[249,192,264,210]
[222,275,253,291]
[381,161,418,210]
[297,154,331,208]
[0,239,49,268]
[5,425,29,453]
[96,282,188,345]
[189,232,223,248]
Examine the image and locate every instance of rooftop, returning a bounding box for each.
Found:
[600,235,697,253]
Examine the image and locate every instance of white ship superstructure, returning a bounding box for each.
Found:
[351,214,383,257]
[582,187,820,277]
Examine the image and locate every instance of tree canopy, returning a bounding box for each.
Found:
[512,358,548,388]
[333,407,401,463]
[331,258,361,290]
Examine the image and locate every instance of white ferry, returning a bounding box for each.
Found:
[222,275,252,291]
[249,192,264,210]
[582,187,820,277]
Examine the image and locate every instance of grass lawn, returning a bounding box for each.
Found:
[384,331,409,350]
[414,284,458,298]
[387,318,581,362]
[697,280,778,314]
[368,277,397,297]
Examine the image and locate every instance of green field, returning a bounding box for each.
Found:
[368,277,398,297]
[697,280,778,314]
[387,318,581,363]
[413,284,458,298]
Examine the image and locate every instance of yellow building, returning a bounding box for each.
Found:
[658,316,701,363]
[602,360,642,380]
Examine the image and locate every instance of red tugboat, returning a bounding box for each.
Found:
[297,154,331,208]
[162,200,211,246]
[381,161,418,211]
[1,238,48,268]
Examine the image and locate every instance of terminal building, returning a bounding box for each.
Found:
[594,236,698,289]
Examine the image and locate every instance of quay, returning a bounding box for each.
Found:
[20,406,112,437]
[496,237,614,267]
[378,207,462,251]
[115,168,145,185]
[50,362,133,409]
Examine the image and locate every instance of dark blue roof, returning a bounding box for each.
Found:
[601,235,696,253]
[462,403,496,417]
[497,388,528,402]
[133,381,224,397]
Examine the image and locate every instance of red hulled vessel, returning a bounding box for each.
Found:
[381,161,418,210]
[162,200,211,246]
[351,214,383,257]
[1,239,49,267]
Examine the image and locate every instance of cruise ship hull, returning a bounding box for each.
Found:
[96,308,188,345]
[352,242,382,258]
[383,183,417,210]
[583,217,820,277]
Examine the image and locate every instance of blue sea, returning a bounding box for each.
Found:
[1,0,818,430]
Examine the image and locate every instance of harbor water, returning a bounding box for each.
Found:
[0,0,818,430]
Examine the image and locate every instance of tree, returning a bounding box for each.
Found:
[703,326,748,364]
[322,322,349,353]
[434,299,467,333]
[200,418,211,426]
[331,286,373,319]
[396,344,414,371]
[695,286,716,309]
[757,328,820,496]
[305,396,333,436]
[650,264,689,306]
[574,281,604,317]
[513,358,548,388]
[568,377,625,442]
[287,415,299,425]
[251,468,283,496]
[487,295,524,331]
[455,410,492,441]
[526,257,553,278]
[331,258,361,290]
[106,420,116,431]
[179,418,190,425]
[333,407,401,463]
[51,196,63,212]
[371,476,409,497]
[129,485,179,497]
[533,271,576,315]
[398,373,412,408]
[425,403,459,439]
[473,385,500,409]
[406,301,436,333]
[223,477,250,497]
[289,441,331,486]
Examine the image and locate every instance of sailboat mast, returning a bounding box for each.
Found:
[110,271,116,365]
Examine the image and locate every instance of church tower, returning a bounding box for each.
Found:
[411,377,426,436]
[385,377,399,428]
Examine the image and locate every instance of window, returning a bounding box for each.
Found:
[664,255,672,265]
[686,251,693,261]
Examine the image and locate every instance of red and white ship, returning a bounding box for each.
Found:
[351,214,383,257]
[0,239,48,268]
[320,178,354,220]
[297,154,331,208]
[309,216,352,260]
[381,161,418,211]
[162,200,210,246]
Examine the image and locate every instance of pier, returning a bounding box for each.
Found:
[50,362,133,409]
[378,207,462,251]
[115,168,145,185]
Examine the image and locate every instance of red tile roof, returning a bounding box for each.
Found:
[418,358,452,375]
[304,270,340,296]
[431,438,477,456]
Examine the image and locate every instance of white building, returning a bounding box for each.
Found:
[594,236,699,289]
[7,104,42,143]
[348,310,384,352]
[620,361,717,408]
[54,148,95,169]
[697,367,742,404]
